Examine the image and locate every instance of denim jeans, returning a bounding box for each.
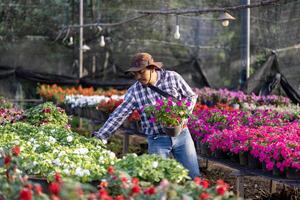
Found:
[147,128,200,179]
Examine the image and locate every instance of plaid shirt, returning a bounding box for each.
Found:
[94,70,198,140]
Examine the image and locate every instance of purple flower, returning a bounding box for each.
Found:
[177,101,182,106]
[149,117,156,123]
[186,101,191,107]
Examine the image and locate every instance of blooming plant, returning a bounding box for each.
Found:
[144,98,191,127]
[25,102,69,128]
[115,154,189,184]
[37,84,126,104]
[0,108,24,125]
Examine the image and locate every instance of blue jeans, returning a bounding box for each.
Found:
[147,128,200,179]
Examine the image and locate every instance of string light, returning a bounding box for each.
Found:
[174,15,180,39]
[68,37,73,46]
[81,44,90,52]
[217,12,236,27]
[100,35,105,47]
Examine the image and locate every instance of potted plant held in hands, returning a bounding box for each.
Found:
[144,97,191,137]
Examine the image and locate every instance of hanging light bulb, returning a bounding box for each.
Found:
[81,44,90,52]
[174,25,180,39]
[174,16,180,39]
[68,37,73,46]
[100,35,105,47]
[217,12,235,27]
[222,20,230,27]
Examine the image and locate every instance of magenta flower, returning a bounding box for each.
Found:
[149,117,156,123]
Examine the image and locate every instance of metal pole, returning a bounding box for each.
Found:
[240,0,250,89]
[79,0,83,79]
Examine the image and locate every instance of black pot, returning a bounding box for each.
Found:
[247,154,262,169]
[286,167,300,180]
[214,149,229,159]
[239,152,248,166]
[229,153,239,163]
[163,125,182,137]
[272,166,285,177]
[200,142,212,157]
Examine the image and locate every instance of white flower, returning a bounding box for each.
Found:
[58,151,66,157]
[98,156,104,163]
[67,136,73,142]
[50,129,56,134]
[33,161,37,166]
[82,169,90,176]
[52,158,61,166]
[74,148,89,155]
[109,152,115,159]
[63,168,70,176]
[29,138,36,143]
[14,140,20,145]
[53,149,59,154]
[152,161,159,168]
[75,167,84,177]
[49,136,56,144]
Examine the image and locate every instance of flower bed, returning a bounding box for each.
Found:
[190,105,300,179]
[37,84,126,104]
[194,87,291,107]
[0,148,236,200]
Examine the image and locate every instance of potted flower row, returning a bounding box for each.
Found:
[198,123,300,180]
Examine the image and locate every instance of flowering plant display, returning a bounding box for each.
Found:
[0,108,24,125]
[144,98,191,127]
[25,102,69,128]
[0,122,115,182]
[64,94,124,108]
[115,154,189,184]
[0,146,236,200]
[194,87,291,107]
[37,84,126,104]
[96,99,124,114]
[98,166,235,200]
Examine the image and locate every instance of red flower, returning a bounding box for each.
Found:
[107,166,114,175]
[34,184,43,196]
[49,182,60,195]
[144,186,156,195]
[216,185,228,195]
[88,193,97,200]
[4,156,11,166]
[200,192,210,200]
[193,177,201,185]
[131,177,139,185]
[98,189,112,200]
[51,195,60,200]
[114,195,125,200]
[54,172,62,183]
[43,108,51,113]
[19,188,32,200]
[121,176,128,183]
[200,179,210,189]
[12,146,21,156]
[130,185,141,196]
